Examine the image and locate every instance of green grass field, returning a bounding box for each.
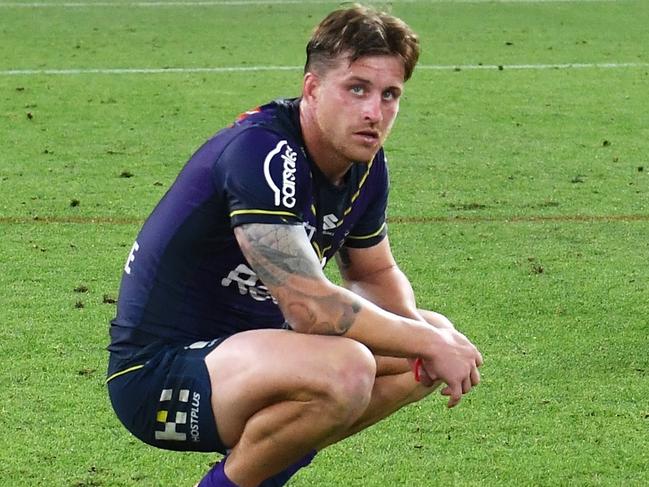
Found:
[1,0,648,485]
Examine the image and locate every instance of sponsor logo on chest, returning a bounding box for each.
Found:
[264,140,298,208]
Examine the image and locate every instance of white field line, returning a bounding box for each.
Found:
[0,0,627,7]
[0,66,303,76]
[2,62,648,76]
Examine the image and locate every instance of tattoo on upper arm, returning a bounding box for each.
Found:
[235,223,362,335]
[236,223,322,286]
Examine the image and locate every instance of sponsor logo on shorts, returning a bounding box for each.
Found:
[189,392,201,443]
[155,388,201,444]
[263,140,298,209]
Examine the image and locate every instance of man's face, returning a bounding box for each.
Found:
[310,54,405,164]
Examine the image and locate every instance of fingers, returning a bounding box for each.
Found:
[453,331,484,368]
[470,365,481,387]
[441,363,482,408]
[419,371,437,388]
[421,328,484,408]
[462,376,473,394]
[441,384,462,408]
[475,350,484,367]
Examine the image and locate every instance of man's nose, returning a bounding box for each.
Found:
[362,95,382,123]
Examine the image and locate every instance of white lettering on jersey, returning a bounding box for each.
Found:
[221,263,277,303]
[280,144,297,208]
[124,240,140,275]
[263,140,297,209]
[184,340,219,350]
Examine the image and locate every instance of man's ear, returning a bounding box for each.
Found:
[302,72,320,103]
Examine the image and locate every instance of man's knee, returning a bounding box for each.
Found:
[205,331,376,442]
[417,309,456,330]
[315,340,376,425]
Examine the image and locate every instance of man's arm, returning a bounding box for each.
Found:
[335,238,455,330]
[234,223,482,407]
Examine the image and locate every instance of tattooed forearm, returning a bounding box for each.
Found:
[234,223,363,336]
[288,294,362,335]
[336,297,362,334]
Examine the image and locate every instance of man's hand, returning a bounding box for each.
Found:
[419,328,483,408]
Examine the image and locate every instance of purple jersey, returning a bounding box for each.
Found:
[108,98,388,357]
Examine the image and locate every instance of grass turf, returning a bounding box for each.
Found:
[1,0,648,485]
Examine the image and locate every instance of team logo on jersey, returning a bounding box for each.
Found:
[263,140,297,208]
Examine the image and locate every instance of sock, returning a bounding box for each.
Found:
[258,450,317,487]
[197,458,239,487]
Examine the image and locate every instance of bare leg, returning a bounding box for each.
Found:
[204,329,376,487]
[320,357,441,448]
[203,309,453,486]
[320,308,451,447]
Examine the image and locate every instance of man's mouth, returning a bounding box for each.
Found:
[354,130,380,143]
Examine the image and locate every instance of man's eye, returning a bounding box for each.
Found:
[350,86,364,95]
[383,90,396,101]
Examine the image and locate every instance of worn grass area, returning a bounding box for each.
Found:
[1,0,648,485]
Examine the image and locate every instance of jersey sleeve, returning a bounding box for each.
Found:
[344,153,389,249]
[217,128,308,228]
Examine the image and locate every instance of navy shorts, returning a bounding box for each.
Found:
[107,339,228,454]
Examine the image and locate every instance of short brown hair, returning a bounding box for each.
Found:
[305,4,420,81]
